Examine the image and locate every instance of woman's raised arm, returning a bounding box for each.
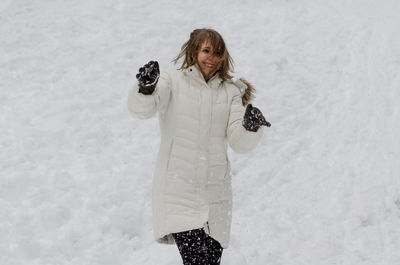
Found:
[128,61,172,119]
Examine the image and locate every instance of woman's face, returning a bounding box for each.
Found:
[197,41,221,81]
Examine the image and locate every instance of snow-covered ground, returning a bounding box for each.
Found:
[1,0,400,264]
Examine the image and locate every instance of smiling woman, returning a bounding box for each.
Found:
[128,28,270,265]
[173,28,234,82]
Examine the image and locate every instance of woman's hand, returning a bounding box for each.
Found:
[136,61,160,95]
[242,104,271,132]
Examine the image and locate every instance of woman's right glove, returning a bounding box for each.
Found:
[242,104,271,132]
[136,60,160,95]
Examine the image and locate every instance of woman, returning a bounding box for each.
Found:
[128,28,270,265]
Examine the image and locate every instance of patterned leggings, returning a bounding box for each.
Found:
[172,228,223,265]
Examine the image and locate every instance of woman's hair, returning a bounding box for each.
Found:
[173,28,234,81]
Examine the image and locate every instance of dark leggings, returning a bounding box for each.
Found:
[172,228,223,265]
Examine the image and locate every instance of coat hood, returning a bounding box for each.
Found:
[232,78,255,106]
[184,66,255,107]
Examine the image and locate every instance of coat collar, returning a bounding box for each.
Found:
[184,65,223,88]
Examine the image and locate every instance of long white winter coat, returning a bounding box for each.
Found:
[128,65,263,248]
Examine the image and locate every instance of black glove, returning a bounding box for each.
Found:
[242,104,271,132]
[136,61,160,95]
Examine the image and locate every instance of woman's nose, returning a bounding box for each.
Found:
[208,54,217,61]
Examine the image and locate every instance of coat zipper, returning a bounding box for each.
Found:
[166,139,174,170]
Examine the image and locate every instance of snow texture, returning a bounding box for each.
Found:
[1,0,400,264]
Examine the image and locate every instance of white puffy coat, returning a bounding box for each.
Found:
[128,65,263,248]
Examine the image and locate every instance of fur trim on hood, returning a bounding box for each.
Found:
[233,78,256,106]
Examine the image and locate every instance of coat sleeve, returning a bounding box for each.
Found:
[226,89,264,153]
[127,71,172,119]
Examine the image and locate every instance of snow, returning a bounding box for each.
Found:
[1,0,400,264]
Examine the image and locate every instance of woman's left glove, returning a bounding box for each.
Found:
[136,61,160,95]
[242,104,271,132]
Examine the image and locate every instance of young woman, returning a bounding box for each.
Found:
[128,28,270,265]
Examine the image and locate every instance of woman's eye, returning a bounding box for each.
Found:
[203,49,209,53]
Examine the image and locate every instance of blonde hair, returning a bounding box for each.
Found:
[173,28,234,81]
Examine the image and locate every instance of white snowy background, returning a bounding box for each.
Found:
[1,0,400,264]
